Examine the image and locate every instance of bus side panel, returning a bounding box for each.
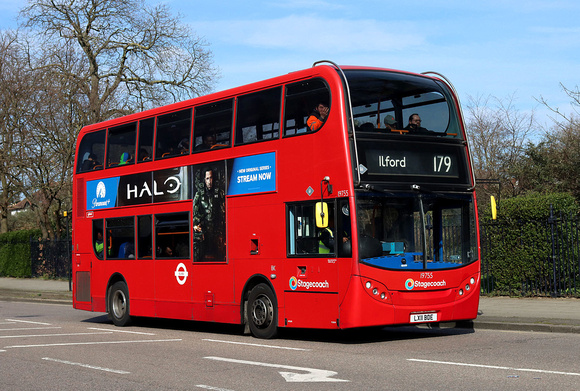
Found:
[154,259,192,320]
[129,259,155,316]
[89,259,156,315]
[283,292,339,329]
[191,263,236,323]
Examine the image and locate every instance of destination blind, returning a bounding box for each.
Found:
[357,140,469,185]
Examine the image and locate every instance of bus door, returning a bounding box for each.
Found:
[153,212,193,320]
[73,217,99,311]
[284,200,350,329]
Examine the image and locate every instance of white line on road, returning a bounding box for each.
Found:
[42,357,130,374]
[203,338,311,351]
[88,327,156,335]
[195,385,236,391]
[205,356,349,382]
[5,338,182,349]
[5,319,52,325]
[408,359,580,377]
[0,327,61,332]
[0,332,113,339]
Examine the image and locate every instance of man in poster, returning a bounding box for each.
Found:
[192,165,225,261]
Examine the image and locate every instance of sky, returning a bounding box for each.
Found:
[1,0,579,131]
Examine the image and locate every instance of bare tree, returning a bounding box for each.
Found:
[466,93,537,200]
[8,0,219,238]
[530,84,580,198]
[18,41,86,239]
[21,0,220,123]
[538,83,580,129]
[0,31,30,233]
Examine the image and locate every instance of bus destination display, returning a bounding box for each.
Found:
[358,140,468,184]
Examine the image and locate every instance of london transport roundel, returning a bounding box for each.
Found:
[174,263,189,285]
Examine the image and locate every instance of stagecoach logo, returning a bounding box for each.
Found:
[289,276,329,291]
[175,263,189,285]
[405,278,447,290]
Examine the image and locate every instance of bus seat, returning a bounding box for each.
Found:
[390,129,408,134]
[118,242,135,258]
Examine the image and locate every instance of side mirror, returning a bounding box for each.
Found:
[316,202,328,228]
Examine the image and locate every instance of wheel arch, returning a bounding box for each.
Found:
[240,274,278,326]
[106,272,127,314]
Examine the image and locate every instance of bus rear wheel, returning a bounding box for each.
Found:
[247,283,278,339]
[108,281,132,327]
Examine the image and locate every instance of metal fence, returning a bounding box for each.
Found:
[30,238,71,280]
[480,209,580,297]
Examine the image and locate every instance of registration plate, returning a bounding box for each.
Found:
[410,312,438,323]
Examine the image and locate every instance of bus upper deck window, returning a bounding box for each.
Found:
[235,87,281,145]
[193,99,233,152]
[284,78,331,136]
[77,130,105,173]
[155,108,192,159]
[138,118,155,162]
[107,122,137,168]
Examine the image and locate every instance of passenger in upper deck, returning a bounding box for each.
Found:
[195,134,216,151]
[81,153,101,171]
[404,113,433,135]
[383,115,398,131]
[307,102,329,131]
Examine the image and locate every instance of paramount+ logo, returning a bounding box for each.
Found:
[405,278,447,290]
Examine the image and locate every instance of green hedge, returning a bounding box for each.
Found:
[480,192,579,295]
[0,229,42,277]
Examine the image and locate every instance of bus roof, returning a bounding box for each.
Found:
[78,63,440,134]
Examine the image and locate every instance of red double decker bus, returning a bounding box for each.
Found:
[72,61,480,338]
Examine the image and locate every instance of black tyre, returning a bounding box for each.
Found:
[247,283,278,339]
[108,281,132,327]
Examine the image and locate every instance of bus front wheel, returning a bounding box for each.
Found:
[247,283,278,339]
[108,281,132,327]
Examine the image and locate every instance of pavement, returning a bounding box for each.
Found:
[1,277,579,334]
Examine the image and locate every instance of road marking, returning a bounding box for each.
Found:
[42,357,130,374]
[5,338,182,349]
[408,359,580,377]
[0,327,61,332]
[0,332,113,339]
[195,385,236,391]
[5,319,52,325]
[205,356,349,382]
[88,327,156,335]
[203,338,311,351]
